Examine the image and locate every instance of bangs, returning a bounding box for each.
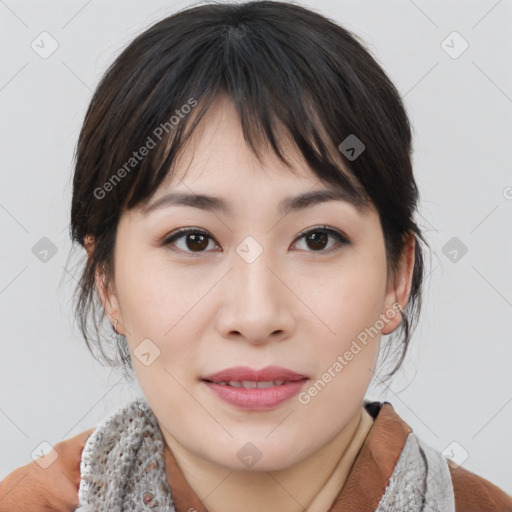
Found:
[101,12,372,216]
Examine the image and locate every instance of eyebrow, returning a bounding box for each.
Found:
[143,188,364,216]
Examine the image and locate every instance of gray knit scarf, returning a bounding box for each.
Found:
[76,397,455,511]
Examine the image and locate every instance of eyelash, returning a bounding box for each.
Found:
[162,225,350,256]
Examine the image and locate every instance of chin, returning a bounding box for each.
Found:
[204,440,306,473]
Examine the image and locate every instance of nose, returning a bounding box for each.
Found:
[214,247,295,345]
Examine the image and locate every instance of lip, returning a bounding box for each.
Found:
[202,365,308,383]
[201,366,309,411]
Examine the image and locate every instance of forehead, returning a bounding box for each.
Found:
[171,96,313,181]
[153,94,363,199]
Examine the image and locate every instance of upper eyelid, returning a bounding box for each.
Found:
[295,225,347,239]
[164,225,349,248]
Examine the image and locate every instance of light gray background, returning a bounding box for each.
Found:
[1,0,511,495]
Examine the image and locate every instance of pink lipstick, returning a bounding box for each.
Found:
[201,365,309,411]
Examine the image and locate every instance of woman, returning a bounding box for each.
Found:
[1,1,511,510]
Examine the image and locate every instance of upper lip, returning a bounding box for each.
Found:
[202,365,308,383]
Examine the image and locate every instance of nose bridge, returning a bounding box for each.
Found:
[233,239,279,308]
[218,236,291,342]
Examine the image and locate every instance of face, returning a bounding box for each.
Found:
[92,94,413,472]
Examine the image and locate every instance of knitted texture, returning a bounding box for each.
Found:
[375,432,456,512]
[76,398,176,511]
[76,397,456,511]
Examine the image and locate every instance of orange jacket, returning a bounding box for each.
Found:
[1,402,511,511]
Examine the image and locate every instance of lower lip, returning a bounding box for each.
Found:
[203,379,309,411]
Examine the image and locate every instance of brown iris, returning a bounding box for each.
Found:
[185,233,209,252]
[305,231,328,251]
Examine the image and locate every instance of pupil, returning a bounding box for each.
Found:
[187,234,208,251]
[307,232,327,250]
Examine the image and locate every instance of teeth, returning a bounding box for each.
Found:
[257,380,276,388]
[241,380,258,388]
[214,380,286,388]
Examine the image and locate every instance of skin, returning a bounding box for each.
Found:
[86,94,415,512]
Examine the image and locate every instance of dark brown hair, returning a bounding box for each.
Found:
[68,0,430,383]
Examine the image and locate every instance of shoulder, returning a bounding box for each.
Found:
[447,460,512,512]
[366,401,512,511]
[0,427,96,512]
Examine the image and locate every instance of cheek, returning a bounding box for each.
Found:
[306,250,388,342]
[297,246,387,391]
[115,251,197,337]
[112,263,201,391]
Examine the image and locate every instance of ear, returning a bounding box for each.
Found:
[84,235,125,335]
[381,232,416,335]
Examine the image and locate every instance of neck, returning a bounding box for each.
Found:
[162,407,364,512]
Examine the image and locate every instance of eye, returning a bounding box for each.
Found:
[162,225,350,255]
[163,227,220,254]
[292,225,350,253]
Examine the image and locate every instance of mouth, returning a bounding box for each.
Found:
[201,366,309,410]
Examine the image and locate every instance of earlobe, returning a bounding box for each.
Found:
[381,233,416,335]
